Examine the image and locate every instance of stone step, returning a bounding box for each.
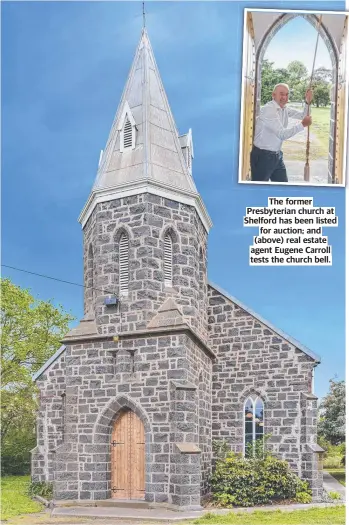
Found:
[53,499,151,509]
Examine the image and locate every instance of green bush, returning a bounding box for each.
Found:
[323,455,343,469]
[328,491,341,500]
[318,438,345,469]
[28,481,53,500]
[211,450,312,507]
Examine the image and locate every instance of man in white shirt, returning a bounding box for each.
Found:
[251,84,313,182]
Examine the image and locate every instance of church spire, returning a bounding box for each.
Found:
[79,29,212,232]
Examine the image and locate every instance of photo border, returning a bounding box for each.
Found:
[238,7,349,188]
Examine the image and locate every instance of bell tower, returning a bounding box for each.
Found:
[80,29,212,343]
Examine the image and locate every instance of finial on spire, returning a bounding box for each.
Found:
[142,2,146,29]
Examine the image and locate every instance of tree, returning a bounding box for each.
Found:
[1,278,74,474]
[318,379,345,446]
[261,60,290,105]
[287,60,308,82]
[260,60,311,105]
[313,67,332,83]
[286,61,309,103]
[313,81,330,107]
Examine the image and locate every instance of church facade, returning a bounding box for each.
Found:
[31,29,324,509]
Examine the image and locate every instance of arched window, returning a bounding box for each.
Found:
[164,233,173,287]
[119,233,129,296]
[119,102,136,153]
[244,396,264,457]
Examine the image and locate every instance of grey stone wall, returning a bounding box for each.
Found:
[31,351,66,482]
[50,331,211,505]
[82,194,208,343]
[207,284,319,491]
[300,393,324,501]
[186,337,212,495]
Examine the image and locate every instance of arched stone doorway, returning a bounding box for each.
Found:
[240,11,348,184]
[111,410,145,500]
[92,395,151,501]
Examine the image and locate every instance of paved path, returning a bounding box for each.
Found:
[5,502,344,525]
[323,470,346,500]
[285,160,329,185]
[50,501,342,521]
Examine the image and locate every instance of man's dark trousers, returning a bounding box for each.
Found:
[250,145,288,182]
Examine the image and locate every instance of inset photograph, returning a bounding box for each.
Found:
[239,9,348,186]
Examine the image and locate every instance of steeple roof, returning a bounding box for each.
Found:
[79,29,212,232]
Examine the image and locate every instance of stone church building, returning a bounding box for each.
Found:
[32,29,323,509]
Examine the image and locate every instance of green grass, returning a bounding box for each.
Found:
[283,106,330,161]
[192,506,345,525]
[1,476,43,521]
[326,468,346,486]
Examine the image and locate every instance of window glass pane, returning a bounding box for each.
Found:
[245,398,254,420]
[255,433,264,441]
[256,421,264,435]
[255,398,264,420]
[245,433,253,456]
[245,421,253,434]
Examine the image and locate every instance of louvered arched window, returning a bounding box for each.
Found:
[123,117,133,149]
[164,233,173,287]
[119,233,129,296]
[244,397,264,457]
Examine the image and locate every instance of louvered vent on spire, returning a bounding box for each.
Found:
[123,118,133,149]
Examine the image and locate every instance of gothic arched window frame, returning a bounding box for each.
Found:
[118,232,129,297]
[244,395,264,457]
[164,232,173,288]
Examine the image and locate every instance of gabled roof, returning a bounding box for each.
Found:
[208,281,321,363]
[32,344,66,382]
[79,29,212,232]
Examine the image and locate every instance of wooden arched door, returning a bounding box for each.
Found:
[111,410,145,500]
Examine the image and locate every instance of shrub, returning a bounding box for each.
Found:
[211,450,312,507]
[323,455,343,469]
[295,491,312,504]
[27,481,53,500]
[318,438,345,469]
[328,491,341,500]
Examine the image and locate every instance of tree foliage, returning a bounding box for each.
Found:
[318,379,345,446]
[1,278,74,474]
[261,59,331,106]
[260,60,290,105]
[313,81,331,107]
[313,67,332,83]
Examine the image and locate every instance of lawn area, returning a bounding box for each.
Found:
[326,468,346,486]
[192,506,345,525]
[310,106,331,154]
[283,105,330,161]
[1,476,43,521]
